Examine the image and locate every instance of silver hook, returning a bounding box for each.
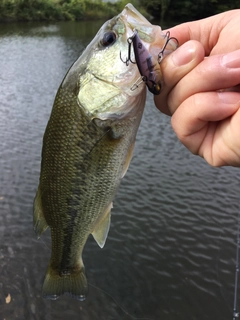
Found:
[120,30,137,66]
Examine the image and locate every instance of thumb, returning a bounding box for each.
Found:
[154,40,205,115]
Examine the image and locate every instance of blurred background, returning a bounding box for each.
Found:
[0,0,239,24]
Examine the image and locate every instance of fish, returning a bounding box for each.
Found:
[33,3,178,301]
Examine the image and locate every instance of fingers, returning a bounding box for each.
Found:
[171,90,240,165]
[168,49,240,114]
[166,20,212,53]
[172,91,240,141]
[154,40,205,115]
[153,11,240,167]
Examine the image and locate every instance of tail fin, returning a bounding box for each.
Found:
[42,265,88,301]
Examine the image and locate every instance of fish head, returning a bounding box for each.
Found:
[63,4,172,120]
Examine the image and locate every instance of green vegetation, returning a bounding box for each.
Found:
[0,0,145,22]
[0,0,238,22]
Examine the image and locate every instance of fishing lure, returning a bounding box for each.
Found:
[120,30,161,95]
[120,30,178,95]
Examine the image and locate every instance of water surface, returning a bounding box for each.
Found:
[0,20,239,320]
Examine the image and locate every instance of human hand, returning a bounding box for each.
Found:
[155,10,240,166]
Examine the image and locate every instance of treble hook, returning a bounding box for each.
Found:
[120,30,137,66]
[130,30,162,95]
[158,31,179,64]
[130,76,146,91]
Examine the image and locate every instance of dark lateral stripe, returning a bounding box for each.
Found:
[60,206,79,273]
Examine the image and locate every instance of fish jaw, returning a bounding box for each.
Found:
[120,4,178,95]
[122,3,178,54]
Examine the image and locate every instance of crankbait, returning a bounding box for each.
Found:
[121,29,178,95]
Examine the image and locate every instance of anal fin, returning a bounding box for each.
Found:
[33,186,48,238]
[92,202,112,248]
[122,142,135,178]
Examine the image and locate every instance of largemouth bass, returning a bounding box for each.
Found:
[34,3,177,301]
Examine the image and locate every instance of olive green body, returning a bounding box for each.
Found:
[34,84,145,299]
[41,85,142,265]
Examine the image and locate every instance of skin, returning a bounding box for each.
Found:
[154,10,240,167]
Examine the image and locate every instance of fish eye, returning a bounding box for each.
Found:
[101,31,117,47]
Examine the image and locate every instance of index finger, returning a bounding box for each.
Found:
[166,10,239,55]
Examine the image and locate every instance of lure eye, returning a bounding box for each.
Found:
[101,31,117,47]
[150,83,161,95]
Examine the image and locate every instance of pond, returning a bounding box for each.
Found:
[0,19,239,320]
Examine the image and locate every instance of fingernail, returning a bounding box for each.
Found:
[221,51,240,68]
[218,91,240,104]
[172,41,196,66]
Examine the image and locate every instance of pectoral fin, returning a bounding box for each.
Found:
[122,142,135,178]
[92,203,112,248]
[33,187,48,238]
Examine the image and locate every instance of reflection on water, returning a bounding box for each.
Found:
[0,20,239,320]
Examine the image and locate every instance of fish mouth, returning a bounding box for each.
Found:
[121,3,150,26]
[119,3,155,43]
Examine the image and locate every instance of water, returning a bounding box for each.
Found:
[0,20,239,320]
